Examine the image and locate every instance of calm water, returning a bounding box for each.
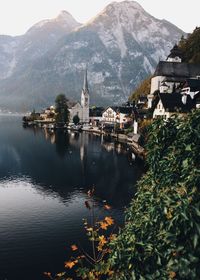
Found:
[0,115,144,280]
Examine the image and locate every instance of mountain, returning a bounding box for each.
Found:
[0,11,81,80]
[0,1,185,111]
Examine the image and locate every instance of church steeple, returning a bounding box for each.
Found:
[81,68,90,123]
[83,68,89,92]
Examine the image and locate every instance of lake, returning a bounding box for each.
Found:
[0,115,144,280]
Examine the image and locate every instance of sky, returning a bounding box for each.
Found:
[0,0,199,36]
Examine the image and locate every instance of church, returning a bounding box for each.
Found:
[68,70,90,124]
[148,45,200,109]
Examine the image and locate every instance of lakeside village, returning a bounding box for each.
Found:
[23,45,200,159]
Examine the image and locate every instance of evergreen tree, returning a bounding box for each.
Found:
[73,114,80,125]
[55,94,69,125]
[179,26,200,63]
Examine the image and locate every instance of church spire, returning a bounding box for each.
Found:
[83,68,89,92]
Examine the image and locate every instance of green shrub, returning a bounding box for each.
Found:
[107,110,200,279]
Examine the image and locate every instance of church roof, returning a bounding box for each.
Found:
[68,101,81,109]
[154,61,200,78]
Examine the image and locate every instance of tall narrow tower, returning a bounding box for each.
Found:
[81,69,90,123]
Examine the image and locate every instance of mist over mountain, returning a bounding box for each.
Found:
[0,1,185,112]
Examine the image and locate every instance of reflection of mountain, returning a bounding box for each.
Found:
[0,117,144,208]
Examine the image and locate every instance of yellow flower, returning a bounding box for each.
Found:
[99,235,107,246]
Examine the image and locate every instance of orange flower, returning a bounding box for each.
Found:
[71,244,78,251]
[99,221,108,230]
[105,216,114,226]
[64,260,78,269]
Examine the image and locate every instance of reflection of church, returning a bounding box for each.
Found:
[69,70,90,124]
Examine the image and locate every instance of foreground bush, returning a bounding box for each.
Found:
[47,110,200,280]
[108,110,200,279]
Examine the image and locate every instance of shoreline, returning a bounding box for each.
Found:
[22,120,145,160]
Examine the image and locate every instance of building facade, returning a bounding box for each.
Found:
[69,70,90,124]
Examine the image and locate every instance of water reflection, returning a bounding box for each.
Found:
[23,127,144,207]
[0,116,144,280]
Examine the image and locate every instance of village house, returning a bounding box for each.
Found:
[102,106,118,125]
[116,107,133,129]
[153,93,197,119]
[148,45,200,109]
[102,106,133,129]
[40,106,55,122]
[181,79,200,108]
[146,44,200,119]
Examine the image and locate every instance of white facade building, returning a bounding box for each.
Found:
[102,107,117,124]
[102,106,133,128]
[148,45,200,109]
[69,70,90,124]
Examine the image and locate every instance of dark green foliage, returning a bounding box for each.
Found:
[179,27,200,63]
[55,94,69,125]
[73,114,80,125]
[107,110,200,279]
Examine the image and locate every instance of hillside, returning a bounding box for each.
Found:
[129,75,151,101]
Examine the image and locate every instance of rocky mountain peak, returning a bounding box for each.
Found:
[27,10,80,34]
[106,0,144,14]
[54,10,81,27]
[86,1,147,26]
